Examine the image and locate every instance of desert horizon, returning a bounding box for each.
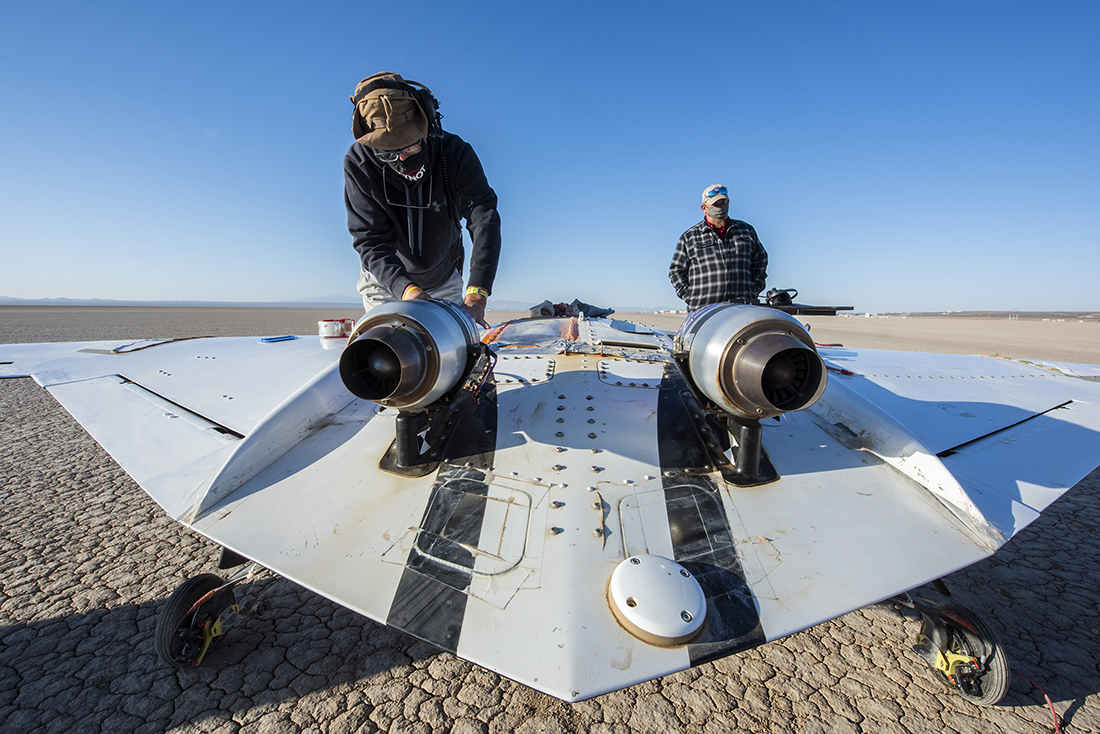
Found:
[2,305,1097,364]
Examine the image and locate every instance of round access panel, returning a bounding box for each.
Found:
[608,555,706,646]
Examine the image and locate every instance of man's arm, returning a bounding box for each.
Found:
[669,233,691,299]
[448,134,500,327]
[750,229,768,298]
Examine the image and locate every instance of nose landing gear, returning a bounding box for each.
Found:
[155,561,258,667]
[897,594,1011,706]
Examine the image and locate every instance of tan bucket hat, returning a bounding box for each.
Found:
[351,72,429,150]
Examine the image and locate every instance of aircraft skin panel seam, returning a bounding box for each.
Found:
[117,373,246,438]
[385,385,499,652]
[935,400,1073,457]
[655,376,765,665]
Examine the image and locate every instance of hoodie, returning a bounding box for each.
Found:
[343,131,501,299]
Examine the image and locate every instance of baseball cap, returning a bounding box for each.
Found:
[702,184,729,205]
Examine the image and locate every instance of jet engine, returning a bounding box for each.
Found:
[675,304,827,420]
[339,300,480,411]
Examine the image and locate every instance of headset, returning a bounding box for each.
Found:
[351,76,444,138]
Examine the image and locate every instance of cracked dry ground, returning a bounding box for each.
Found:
[3,377,1099,733]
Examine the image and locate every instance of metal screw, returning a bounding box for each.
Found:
[629,557,641,565]
[680,569,690,578]
[681,611,693,623]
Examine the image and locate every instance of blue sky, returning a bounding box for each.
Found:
[1,2,1097,312]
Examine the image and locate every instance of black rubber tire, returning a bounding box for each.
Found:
[155,573,225,667]
[936,604,1011,706]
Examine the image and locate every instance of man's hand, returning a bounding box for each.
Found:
[402,284,429,301]
[461,293,489,328]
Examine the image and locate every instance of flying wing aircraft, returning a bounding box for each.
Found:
[2,302,1099,705]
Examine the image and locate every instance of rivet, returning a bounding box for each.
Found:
[552,464,566,471]
[592,501,602,510]
[629,557,641,565]
[593,528,604,538]
[591,466,603,473]
[681,611,693,623]
[557,418,565,423]
[626,597,638,608]
[587,419,595,424]
[554,446,566,453]
[680,569,690,578]
[550,527,564,535]
[588,433,597,439]
[591,448,600,454]
[556,431,564,437]
[551,501,565,508]
[587,406,594,411]
[557,405,565,411]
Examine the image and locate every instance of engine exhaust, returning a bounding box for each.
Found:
[675,304,827,420]
[339,300,480,411]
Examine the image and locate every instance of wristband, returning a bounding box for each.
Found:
[465,286,489,298]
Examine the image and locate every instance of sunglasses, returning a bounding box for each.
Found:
[372,142,422,163]
[704,185,728,199]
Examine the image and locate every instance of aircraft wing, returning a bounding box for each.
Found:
[0,336,344,518]
[3,312,1100,702]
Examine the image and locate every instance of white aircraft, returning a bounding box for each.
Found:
[3,301,1099,706]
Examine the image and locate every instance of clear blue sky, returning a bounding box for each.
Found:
[2,2,1097,312]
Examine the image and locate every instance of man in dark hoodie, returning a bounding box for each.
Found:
[344,72,501,326]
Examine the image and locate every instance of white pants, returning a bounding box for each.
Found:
[356,268,464,312]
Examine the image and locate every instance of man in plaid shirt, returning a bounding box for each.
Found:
[669,184,768,311]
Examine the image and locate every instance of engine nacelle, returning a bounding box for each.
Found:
[675,304,827,420]
[339,300,480,411]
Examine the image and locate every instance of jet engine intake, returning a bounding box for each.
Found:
[676,304,827,420]
[339,300,480,411]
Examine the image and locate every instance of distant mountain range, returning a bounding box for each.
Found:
[0,295,365,309]
[0,295,669,313]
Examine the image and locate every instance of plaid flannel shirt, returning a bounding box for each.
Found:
[668,219,768,311]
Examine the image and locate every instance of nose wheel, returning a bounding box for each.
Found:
[155,565,254,667]
[899,596,1011,706]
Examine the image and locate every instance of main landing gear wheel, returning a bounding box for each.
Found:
[155,573,238,668]
[916,603,1011,706]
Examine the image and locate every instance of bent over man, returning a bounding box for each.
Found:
[669,184,767,311]
[344,72,501,326]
